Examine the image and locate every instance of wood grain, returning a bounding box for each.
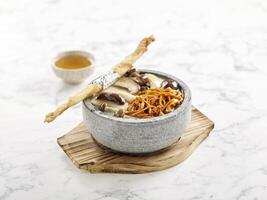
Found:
[57,106,214,174]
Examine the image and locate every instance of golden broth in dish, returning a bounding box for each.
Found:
[55,54,91,69]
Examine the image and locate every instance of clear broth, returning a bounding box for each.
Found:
[55,54,91,69]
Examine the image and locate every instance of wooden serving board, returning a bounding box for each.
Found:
[57,106,214,174]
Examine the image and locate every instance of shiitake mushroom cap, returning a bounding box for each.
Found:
[97,92,125,105]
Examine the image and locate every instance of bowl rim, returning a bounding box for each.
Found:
[83,69,191,124]
[52,50,95,72]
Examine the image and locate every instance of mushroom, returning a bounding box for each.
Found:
[145,73,164,88]
[104,86,136,102]
[91,97,129,113]
[114,77,140,94]
[114,109,125,117]
[99,103,107,112]
[97,92,125,105]
[125,68,137,77]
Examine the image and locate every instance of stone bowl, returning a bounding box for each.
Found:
[82,69,192,154]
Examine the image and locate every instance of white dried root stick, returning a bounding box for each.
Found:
[112,35,155,75]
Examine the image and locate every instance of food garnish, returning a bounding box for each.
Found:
[125,87,184,118]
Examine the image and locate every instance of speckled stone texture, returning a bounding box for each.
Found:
[83,70,191,153]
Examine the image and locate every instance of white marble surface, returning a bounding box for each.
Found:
[1,0,267,199]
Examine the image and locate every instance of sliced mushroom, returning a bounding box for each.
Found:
[97,92,125,105]
[91,97,129,113]
[114,77,140,94]
[145,73,164,88]
[104,86,136,102]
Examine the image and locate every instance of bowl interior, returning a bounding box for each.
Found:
[83,69,191,124]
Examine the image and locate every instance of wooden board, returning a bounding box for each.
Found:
[57,106,214,174]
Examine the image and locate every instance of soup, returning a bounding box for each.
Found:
[55,54,91,69]
[91,69,184,119]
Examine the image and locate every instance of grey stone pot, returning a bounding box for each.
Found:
[82,69,191,154]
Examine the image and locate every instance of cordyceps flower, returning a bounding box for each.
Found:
[125,87,184,118]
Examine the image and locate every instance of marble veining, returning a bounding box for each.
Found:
[1,0,267,199]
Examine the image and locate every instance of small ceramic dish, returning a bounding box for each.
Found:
[82,69,192,154]
[52,50,95,84]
